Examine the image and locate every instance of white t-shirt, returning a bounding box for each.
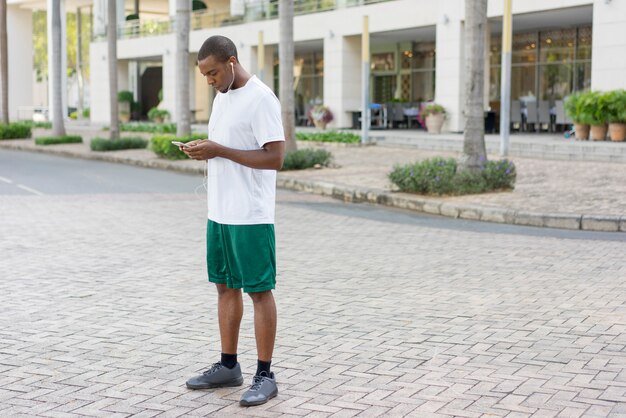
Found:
[206,75,284,225]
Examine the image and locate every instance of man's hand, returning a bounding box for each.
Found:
[183,139,224,161]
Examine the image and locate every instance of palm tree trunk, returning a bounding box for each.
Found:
[108,0,119,140]
[459,0,487,172]
[51,0,66,136]
[175,0,190,137]
[279,0,297,152]
[0,0,8,124]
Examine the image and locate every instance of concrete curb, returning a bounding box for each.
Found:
[2,141,624,233]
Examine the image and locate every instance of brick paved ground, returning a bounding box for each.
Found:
[2,185,626,417]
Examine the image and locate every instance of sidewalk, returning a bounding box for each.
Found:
[2,125,626,232]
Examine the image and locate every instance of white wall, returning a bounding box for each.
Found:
[591,0,626,90]
[324,35,361,128]
[7,5,33,121]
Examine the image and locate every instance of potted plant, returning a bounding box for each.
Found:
[308,105,333,129]
[422,103,446,134]
[605,89,626,142]
[118,90,134,123]
[565,91,593,140]
[148,107,170,124]
[587,91,609,141]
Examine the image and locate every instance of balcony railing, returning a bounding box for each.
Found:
[105,0,393,40]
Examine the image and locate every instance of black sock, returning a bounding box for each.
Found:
[221,353,237,369]
[256,359,271,376]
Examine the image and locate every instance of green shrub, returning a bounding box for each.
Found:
[296,131,360,144]
[389,157,516,196]
[605,89,626,124]
[565,91,594,125]
[150,133,206,159]
[35,135,83,145]
[282,148,332,171]
[120,122,176,133]
[82,108,90,118]
[69,111,78,120]
[0,122,32,139]
[117,90,134,104]
[90,136,148,151]
[421,103,446,117]
[148,107,170,122]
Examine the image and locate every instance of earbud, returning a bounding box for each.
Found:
[230,62,234,69]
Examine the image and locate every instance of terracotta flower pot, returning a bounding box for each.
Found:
[425,113,445,134]
[574,123,590,141]
[609,123,626,142]
[590,124,608,141]
[313,120,327,130]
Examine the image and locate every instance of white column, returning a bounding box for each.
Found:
[93,0,106,38]
[162,47,176,119]
[435,0,464,132]
[591,0,626,90]
[89,41,109,123]
[7,5,33,121]
[47,0,67,120]
[324,34,361,129]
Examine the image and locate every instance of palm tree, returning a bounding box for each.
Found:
[0,0,8,124]
[51,0,66,136]
[459,0,487,172]
[279,0,297,152]
[108,0,119,140]
[175,0,190,137]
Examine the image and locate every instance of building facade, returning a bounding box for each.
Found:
[7,0,626,132]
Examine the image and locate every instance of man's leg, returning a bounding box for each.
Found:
[249,290,277,363]
[217,283,243,355]
[185,284,244,390]
[240,290,278,407]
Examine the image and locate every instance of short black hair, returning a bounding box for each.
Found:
[198,36,238,63]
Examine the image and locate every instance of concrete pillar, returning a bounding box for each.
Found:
[323,34,361,129]
[7,5,33,121]
[47,0,67,119]
[435,0,465,132]
[93,0,106,38]
[591,0,626,90]
[89,41,108,123]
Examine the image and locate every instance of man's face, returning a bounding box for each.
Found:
[198,55,234,94]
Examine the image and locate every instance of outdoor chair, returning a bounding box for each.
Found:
[511,100,522,131]
[555,100,571,131]
[525,101,538,132]
[538,101,552,132]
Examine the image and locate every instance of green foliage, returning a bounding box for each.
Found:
[605,90,626,124]
[117,90,134,104]
[147,107,170,122]
[90,136,148,151]
[388,157,516,196]
[282,149,333,171]
[421,103,446,117]
[565,91,590,124]
[83,108,90,118]
[150,133,206,159]
[120,122,176,133]
[296,131,360,144]
[35,135,83,145]
[69,111,78,120]
[158,89,163,102]
[0,122,32,140]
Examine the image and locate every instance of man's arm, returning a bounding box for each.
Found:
[183,139,285,171]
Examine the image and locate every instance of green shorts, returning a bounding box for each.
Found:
[206,219,276,293]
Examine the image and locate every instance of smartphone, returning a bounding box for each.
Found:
[171,141,190,148]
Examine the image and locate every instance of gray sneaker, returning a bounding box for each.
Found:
[186,362,244,390]
[239,371,278,407]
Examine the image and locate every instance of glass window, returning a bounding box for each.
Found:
[539,29,575,63]
[371,52,395,72]
[539,63,572,100]
[577,26,592,61]
[373,75,396,103]
[511,65,536,101]
[411,71,435,102]
[412,42,436,69]
[512,32,538,64]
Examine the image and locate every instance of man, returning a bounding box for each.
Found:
[182,35,285,407]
